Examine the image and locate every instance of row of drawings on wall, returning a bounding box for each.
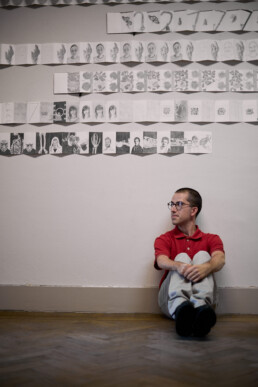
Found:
[0,131,212,156]
[54,69,258,94]
[0,0,244,7]
[1,39,258,65]
[0,99,257,124]
[107,9,258,33]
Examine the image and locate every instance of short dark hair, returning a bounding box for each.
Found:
[175,187,202,217]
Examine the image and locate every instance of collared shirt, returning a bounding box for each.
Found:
[154,226,224,288]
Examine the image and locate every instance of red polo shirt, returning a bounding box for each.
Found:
[154,226,224,288]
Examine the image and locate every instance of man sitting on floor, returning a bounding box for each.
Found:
[154,187,225,337]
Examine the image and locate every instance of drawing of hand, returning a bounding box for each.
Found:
[91,133,100,155]
[57,44,66,63]
[31,45,40,64]
[5,45,14,65]
[84,44,92,62]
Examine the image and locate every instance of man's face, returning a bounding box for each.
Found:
[170,192,193,226]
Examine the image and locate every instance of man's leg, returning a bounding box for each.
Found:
[158,253,195,336]
[191,251,217,337]
[190,251,215,308]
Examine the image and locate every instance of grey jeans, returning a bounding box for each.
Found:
[158,251,215,319]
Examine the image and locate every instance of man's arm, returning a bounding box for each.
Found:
[156,254,192,275]
[182,250,225,283]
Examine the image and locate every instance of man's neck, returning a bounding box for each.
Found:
[177,222,197,237]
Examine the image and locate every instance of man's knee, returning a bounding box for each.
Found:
[174,253,191,264]
[193,251,211,265]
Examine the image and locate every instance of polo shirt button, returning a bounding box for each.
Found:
[187,247,190,250]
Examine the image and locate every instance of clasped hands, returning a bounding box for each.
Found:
[177,262,211,283]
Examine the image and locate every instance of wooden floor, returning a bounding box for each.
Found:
[0,312,258,387]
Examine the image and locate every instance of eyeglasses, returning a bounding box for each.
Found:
[167,201,191,211]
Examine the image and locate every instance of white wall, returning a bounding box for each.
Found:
[0,2,258,290]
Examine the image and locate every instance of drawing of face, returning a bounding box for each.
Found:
[248,41,258,57]
[82,106,90,119]
[51,137,59,150]
[105,137,111,148]
[147,42,156,57]
[135,43,144,61]
[161,137,169,147]
[186,42,193,60]
[236,41,244,60]
[109,105,117,119]
[25,144,33,153]
[69,106,77,120]
[192,136,199,146]
[55,108,63,121]
[123,43,131,57]
[95,105,104,119]
[70,44,78,59]
[173,42,181,55]
[161,43,169,60]
[211,42,219,60]
[96,44,104,57]
[134,137,140,146]
[0,140,8,152]
[111,43,119,60]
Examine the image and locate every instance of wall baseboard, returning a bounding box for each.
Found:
[0,286,257,315]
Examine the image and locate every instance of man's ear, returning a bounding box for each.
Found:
[191,206,198,217]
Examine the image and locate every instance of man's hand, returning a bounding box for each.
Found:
[180,263,211,283]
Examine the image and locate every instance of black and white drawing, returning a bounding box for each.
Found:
[67,43,80,64]
[89,132,102,155]
[80,101,92,122]
[53,101,66,122]
[0,133,11,156]
[157,132,171,154]
[116,132,130,154]
[130,132,143,154]
[46,132,63,155]
[102,132,116,154]
[170,131,184,154]
[143,131,157,154]
[93,43,106,63]
[23,132,37,156]
[10,133,24,155]
[93,103,105,122]
[68,72,80,93]
[184,131,212,154]
[66,102,79,123]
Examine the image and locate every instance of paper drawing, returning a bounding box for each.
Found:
[116,132,130,154]
[46,132,63,155]
[89,132,103,154]
[23,132,37,156]
[66,102,79,123]
[68,72,80,93]
[80,101,92,122]
[0,133,11,156]
[143,131,157,154]
[130,132,143,154]
[10,133,24,155]
[103,132,116,154]
[53,101,66,122]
